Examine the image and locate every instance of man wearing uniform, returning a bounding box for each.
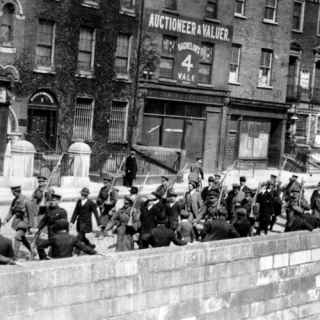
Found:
[0,219,15,265]
[188,158,204,188]
[37,220,97,260]
[71,187,100,248]
[201,176,221,202]
[283,174,301,202]
[96,175,118,234]
[233,207,251,237]
[155,176,170,199]
[310,182,320,219]
[165,190,180,231]
[184,180,202,223]
[226,184,245,222]
[285,206,314,233]
[4,185,33,257]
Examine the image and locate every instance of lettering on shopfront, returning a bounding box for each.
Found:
[147,12,232,42]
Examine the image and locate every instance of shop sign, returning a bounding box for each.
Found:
[300,70,310,89]
[175,41,201,85]
[146,10,232,43]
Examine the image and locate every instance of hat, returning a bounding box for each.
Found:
[236,207,247,216]
[37,176,48,182]
[180,210,190,218]
[235,202,242,208]
[240,176,246,182]
[232,183,240,189]
[161,176,169,181]
[270,174,277,179]
[124,195,133,204]
[208,176,214,182]
[214,173,221,178]
[103,174,113,182]
[167,190,178,198]
[53,219,69,232]
[81,187,90,195]
[130,186,139,195]
[51,194,62,200]
[189,180,197,189]
[10,185,21,192]
[292,174,298,179]
[290,185,301,193]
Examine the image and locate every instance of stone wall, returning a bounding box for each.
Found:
[1,231,320,320]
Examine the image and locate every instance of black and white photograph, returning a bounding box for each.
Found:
[0,0,320,319]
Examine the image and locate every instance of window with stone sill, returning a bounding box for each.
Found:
[235,0,246,16]
[108,100,128,143]
[164,0,177,11]
[81,0,100,9]
[205,0,218,20]
[258,49,273,87]
[35,20,55,71]
[77,27,96,75]
[121,0,135,13]
[0,3,15,47]
[229,44,241,83]
[199,43,214,84]
[115,33,131,78]
[292,0,305,32]
[160,35,177,79]
[264,0,278,23]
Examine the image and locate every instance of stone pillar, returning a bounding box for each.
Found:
[61,141,92,188]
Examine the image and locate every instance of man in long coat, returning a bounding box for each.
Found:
[124,151,138,187]
[71,187,100,248]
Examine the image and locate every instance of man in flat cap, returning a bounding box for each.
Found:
[96,174,118,236]
[4,185,33,257]
[106,195,140,252]
[155,176,170,199]
[37,219,97,260]
[0,218,16,265]
[71,187,100,248]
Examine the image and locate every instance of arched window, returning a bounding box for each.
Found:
[0,3,15,45]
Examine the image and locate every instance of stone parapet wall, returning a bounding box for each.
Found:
[1,231,320,320]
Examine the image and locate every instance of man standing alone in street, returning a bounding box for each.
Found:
[124,151,138,187]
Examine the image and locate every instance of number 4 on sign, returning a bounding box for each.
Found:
[181,54,194,72]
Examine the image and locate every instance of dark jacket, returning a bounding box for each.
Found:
[202,219,240,242]
[71,199,100,233]
[37,231,96,259]
[125,156,138,178]
[256,191,275,222]
[233,218,251,237]
[285,215,314,232]
[37,206,68,238]
[148,224,186,247]
[139,201,164,235]
[201,185,220,202]
[0,235,15,264]
[165,202,180,230]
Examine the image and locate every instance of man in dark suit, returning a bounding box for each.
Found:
[155,176,170,199]
[165,190,180,231]
[139,192,164,249]
[233,207,251,237]
[71,187,100,248]
[0,219,15,265]
[201,176,221,202]
[148,215,187,248]
[124,151,138,187]
[37,220,97,260]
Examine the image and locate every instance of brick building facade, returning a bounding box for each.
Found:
[224,0,293,169]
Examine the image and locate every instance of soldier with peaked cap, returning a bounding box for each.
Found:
[282,174,301,202]
[71,187,100,248]
[0,218,16,265]
[201,176,221,202]
[4,185,34,257]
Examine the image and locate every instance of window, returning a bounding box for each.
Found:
[292,0,304,32]
[235,0,245,16]
[164,0,177,11]
[0,3,15,45]
[115,34,131,78]
[264,0,277,22]
[121,0,135,12]
[287,55,300,100]
[199,43,214,84]
[258,49,273,87]
[160,35,177,79]
[77,27,95,74]
[229,44,241,83]
[72,97,94,141]
[313,60,320,101]
[205,0,218,20]
[35,20,55,70]
[296,115,308,138]
[108,101,129,143]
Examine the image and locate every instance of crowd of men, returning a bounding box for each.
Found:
[1,158,320,265]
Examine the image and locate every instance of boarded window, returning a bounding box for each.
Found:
[78,27,95,72]
[296,115,308,138]
[160,35,176,79]
[108,101,128,143]
[115,34,131,76]
[72,97,94,141]
[36,20,55,68]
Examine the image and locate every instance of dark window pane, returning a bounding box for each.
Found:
[206,1,218,19]
[144,100,165,114]
[160,57,174,78]
[165,0,177,10]
[165,103,185,116]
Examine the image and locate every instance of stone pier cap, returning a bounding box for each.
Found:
[1,231,320,320]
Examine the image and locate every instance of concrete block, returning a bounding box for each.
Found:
[114,258,138,277]
[218,274,257,294]
[299,301,320,318]
[200,296,230,314]
[273,253,289,268]
[259,256,273,270]
[311,248,320,261]
[281,306,299,320]
[91,259,115,282]
[289,250,312,266]
[257,269,281,286]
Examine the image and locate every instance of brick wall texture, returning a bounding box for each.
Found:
[2,231,320,320]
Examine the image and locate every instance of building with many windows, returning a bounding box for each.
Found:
[132,0,234,172]
[225,0,293,169]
